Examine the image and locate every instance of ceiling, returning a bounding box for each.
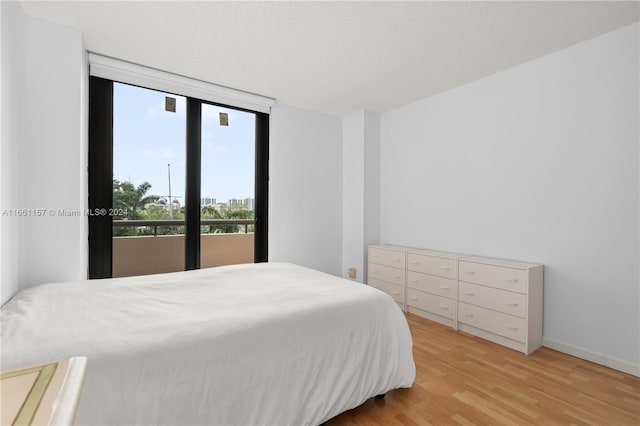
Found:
[21,1,640,116]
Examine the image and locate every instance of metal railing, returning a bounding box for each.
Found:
[113,219,255,236]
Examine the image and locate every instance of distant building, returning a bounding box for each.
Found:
[227,198,255,210]
[201,197,216,206]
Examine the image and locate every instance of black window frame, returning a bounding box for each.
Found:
[88,76,269,279]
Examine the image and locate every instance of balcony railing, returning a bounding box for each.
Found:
[113,219,255,236]
[112,219,255,277]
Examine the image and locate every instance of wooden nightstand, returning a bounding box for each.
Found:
[1,357,87,425]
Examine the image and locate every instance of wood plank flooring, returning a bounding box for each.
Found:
[326,313,640,425]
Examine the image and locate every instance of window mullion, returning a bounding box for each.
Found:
[88,76,114,279]
[185,98,202,270]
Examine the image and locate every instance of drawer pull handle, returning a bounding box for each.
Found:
[440,266,450,270]
[410,297,418,301]
[464,313,474,317]
[410,261,419,265]
[394,292,400,296]
[507,278,519,283]
[440,305,449,310]
[506,326,519,330]
[410,279,418,283]
[394,259,400,262]
[464,292,475,296]
[505,301,519,306]
[464,271,475,275]
[372,254,378,257]
[393,275,400,278]
[440,285,450,290]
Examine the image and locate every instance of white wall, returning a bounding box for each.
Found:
[0,2,87,304]
[269,103,343,276]
[380,23,639,372]
[342,112,365,280]
[362,112,380,271]
[0,1,24,305]
[342,110,380,282]
[19,10,88,289]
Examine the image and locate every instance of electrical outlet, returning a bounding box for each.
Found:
[348,268,356,280]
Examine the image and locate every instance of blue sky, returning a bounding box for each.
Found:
[113,83,255,205]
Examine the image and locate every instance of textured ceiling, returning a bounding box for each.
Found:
[21,1,640,116]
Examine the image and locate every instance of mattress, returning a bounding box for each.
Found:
[1,262,415,425]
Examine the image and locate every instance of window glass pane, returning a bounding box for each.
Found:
[112,82,186,277]
[200,104,255,267]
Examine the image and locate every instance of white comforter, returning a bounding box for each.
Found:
[1,262,415,426]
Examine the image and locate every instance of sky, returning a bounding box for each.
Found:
[113,82,256,205]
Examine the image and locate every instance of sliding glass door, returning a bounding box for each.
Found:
[88,77,268,279]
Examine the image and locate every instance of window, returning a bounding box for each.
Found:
[88,57,271,278]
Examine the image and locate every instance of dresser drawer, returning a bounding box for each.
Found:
[458,302,526,342]
[407,271,456,299]
[407,253,456,279]
[368,247,405,268]
[459,282,526,318]
[368,262,405,286]
[407,289,455,319]
[368,278,404,305]
[459,261,528,294]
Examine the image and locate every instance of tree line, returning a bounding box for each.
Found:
[113,179,254,237]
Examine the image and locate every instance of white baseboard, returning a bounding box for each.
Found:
[543,337,639,377]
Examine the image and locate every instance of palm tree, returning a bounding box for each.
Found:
[113,179,159,220]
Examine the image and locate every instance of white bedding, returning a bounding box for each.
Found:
[1,262,415,426]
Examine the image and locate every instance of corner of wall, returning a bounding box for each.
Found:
[341,110,381,283]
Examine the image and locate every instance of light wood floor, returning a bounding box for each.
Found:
[327,313,640,426]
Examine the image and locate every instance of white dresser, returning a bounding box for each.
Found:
[367,245,406,309]
[458,257,543,355]
[405,249,465,329]
[366,245,544,355]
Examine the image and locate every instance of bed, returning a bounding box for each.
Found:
[1,262,415,425]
